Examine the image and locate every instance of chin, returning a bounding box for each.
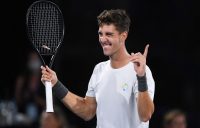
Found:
[103,52,109,56]
[103,54,110,57]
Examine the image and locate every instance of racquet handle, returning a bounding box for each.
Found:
[45,81,54,112]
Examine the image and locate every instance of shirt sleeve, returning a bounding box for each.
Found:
[86,64,99,97]
[133,65,155,100]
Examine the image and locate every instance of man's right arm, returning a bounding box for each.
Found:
[61,93,97,121]
[41,66,97,121]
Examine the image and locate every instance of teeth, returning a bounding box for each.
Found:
[103,43,111,46]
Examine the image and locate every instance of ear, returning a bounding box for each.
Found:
[120,31,128,41]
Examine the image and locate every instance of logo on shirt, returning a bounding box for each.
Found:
[121,83,128,91]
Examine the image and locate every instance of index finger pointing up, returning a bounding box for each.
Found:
[143,44,149,58]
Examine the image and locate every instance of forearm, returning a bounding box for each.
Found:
[61,92,96,121]
[137,91,154,122]
[52,81,96,121]
[136,74,154,122]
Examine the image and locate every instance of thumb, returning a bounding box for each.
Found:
[40,65,46,70]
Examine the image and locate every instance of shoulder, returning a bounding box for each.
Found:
[93,60,109,74]
[95,60,109,68]
[145,65,155,83]
[145,65,152,73]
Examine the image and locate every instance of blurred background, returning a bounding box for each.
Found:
[1,0,199,128]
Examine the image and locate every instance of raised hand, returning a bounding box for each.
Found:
[41,66,58,86]
[130,44,149,76]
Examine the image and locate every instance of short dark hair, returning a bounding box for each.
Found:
[97,9,131,33]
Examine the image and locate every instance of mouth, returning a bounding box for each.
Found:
[102,42,112,47]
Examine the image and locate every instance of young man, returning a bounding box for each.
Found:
[41,9,155,128]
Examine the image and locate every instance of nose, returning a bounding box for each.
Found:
[99,35,107,43]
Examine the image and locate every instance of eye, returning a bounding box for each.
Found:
[106,32,113,37]
[98,32,103,37]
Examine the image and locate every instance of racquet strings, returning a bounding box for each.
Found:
[27,1,64,55]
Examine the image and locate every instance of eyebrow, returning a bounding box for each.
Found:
[105,32,114,35]
[98,31,114,36]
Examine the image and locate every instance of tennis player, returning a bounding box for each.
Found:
[41,9,155,128]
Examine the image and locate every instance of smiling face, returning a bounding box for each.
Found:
[98,24,127,57]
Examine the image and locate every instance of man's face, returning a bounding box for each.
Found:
[98,24,126,56]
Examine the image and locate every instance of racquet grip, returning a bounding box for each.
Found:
[45,81,54,112]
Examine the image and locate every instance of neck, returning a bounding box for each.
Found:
[109,46,131,69]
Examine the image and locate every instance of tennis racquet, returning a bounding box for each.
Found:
[26,0,65,112]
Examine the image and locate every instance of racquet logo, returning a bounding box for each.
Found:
[42,44,51,50]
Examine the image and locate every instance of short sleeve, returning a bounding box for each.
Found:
[86,65,99,97]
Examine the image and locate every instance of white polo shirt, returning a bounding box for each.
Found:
[86,60,155,128]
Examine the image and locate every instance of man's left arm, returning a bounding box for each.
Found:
[137,72,155,122]
[130,44,155,122]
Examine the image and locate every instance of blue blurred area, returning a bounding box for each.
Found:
[1,0,199,128]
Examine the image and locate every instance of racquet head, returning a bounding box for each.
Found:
[26,0,65,66]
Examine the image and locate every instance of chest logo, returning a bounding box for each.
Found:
[121,83,128,91]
